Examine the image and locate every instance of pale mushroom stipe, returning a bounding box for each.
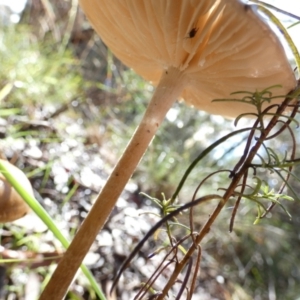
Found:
[40,0,297,299]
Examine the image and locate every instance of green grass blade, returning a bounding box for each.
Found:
[0,161,106,300]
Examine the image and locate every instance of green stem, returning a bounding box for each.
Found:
[0,161,106,300]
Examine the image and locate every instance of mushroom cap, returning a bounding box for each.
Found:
[80,0,296,117]
[0,160,32,223]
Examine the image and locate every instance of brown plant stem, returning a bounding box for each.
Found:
[40,67,186,300]
[157,91,296,299]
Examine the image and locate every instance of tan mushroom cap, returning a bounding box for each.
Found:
[0,159,32,223]
[80,0,296,117]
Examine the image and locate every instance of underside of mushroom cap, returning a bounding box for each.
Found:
[80,0,297,117]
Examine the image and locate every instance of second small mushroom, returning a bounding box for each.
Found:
[0,159,32,223]
[41,0,297,299]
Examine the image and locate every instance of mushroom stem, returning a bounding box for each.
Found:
[40,67,186,300]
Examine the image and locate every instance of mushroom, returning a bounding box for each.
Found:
[0,159,32,223]
[41,0,296,298]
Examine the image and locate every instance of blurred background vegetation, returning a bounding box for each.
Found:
[0,0,299,299]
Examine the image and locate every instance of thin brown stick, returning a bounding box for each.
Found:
[157,88,297,299]
[229,170,248,232]
[231,103,281,176]
[134,247,178,299]
[175,257,193,300]
[265,103,299,139]
[112,195,221,292]
[189,169,232,242]
[187,245,201,300]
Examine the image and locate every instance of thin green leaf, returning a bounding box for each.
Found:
[0,161,106,300]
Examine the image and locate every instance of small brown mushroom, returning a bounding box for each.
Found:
[0,159,32,223]
[41,1,297,299]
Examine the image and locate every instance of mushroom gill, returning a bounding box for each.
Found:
[81,0,296,116]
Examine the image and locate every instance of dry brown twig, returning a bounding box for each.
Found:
[111,86,300,298]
